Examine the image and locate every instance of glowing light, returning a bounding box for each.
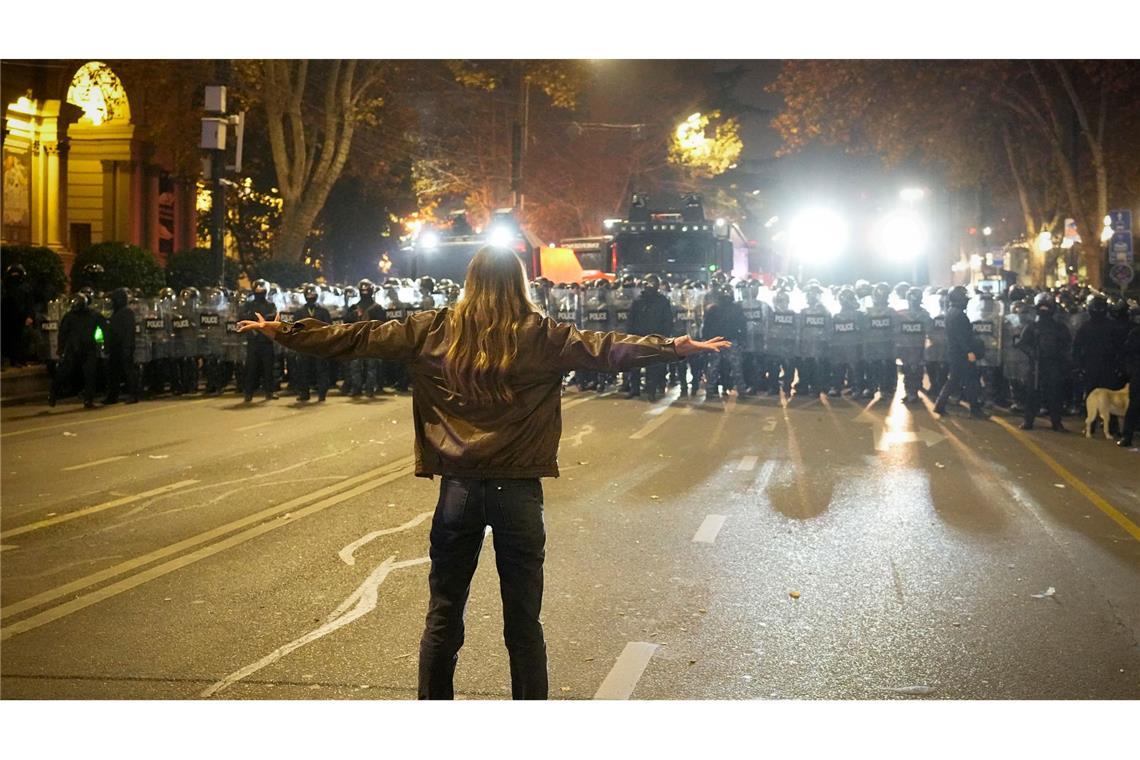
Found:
[418,230,440,251]
[789,208,848,263]
[66,62,130,126]
[12,96,35,114]
[982,226,993,236]
[970,254,983,269]
[1036,230,1053,253]
[487,224,513,248]
[876,211,928,262]
[764,216,779,228]
[899,187,925,203]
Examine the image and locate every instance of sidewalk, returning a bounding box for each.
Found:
[0,363,51,403]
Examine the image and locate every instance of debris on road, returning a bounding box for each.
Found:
[62,431,77,437]
[789,590,801,599]
[147,454,169,460]
[650,495,660,500]
[561,686,571,692]
[1030,587,1056,599]
[887,685,936,695]
[934,462,945,469]
[1053,484,1066,489]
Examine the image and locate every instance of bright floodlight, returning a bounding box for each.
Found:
[899,187,926,203]
[488,224,514,248]
[982,226,993,237]
[878,212,928,262]
[419,230,440,251]
[1036,230,1053,252]
[789,208,847,262]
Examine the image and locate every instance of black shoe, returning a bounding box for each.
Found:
[1051,422,1067,433]
[318,395,326,402]
[266,394,280,401]
[243,395,253,403]
[933,405,947,416]
[1117,437,1133,448]
[1019,421,1033,430]
[970,408,989,420]
[48,395,56,407]
[103,397,118,405]
[297,394,310,402]
[83,400,96,409]
[647,390,658,402]
[125,397,139,405]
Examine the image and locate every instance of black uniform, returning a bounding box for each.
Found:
[240,295,279,401]
[1118,326,1140,446]
[51,301,106,407]
[702,295,746,396]
[627,287,674,400]
[293,301,333,401]
[1073,312,1126,395]
[1018,311,1071,430]
[345,298,387,396]
[1,275,34,366]
[933,305,983,415]
[104,290,139,404]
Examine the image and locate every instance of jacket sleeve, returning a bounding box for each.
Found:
[545,318,680,373]
[274,310,435,361]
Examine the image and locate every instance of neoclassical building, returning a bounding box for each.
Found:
[2,60,198,271]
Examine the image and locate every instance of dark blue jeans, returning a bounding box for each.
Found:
[418,477,548,700]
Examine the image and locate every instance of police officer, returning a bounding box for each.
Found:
[171,287,201,395]
[701,283,745,399]
[862,281,897,399]
[925,288,950,397]
[896,286,931,404]
[767,289,798,396]
[240,279,279,402]
[1116,322,1140,448]
[739,279,768,397]
[345,279,387,397]
[381,279,411,393]
[293,283,333,402]
[1017,292,1070,431]
[50,294,106,408]
[1002,294,1034,413]
[829,286,864,397]
[581,280,611,392]
[933,285,986,419]
[103,288,139,405]
[2,263,35,367]
[797,283,830,397]
[1073,293,1126,401]
[627,273,674,401]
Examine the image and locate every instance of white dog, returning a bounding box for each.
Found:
[1084,384,1130,439]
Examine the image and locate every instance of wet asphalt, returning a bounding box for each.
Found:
[1,381,1137,699]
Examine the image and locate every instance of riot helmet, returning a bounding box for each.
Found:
[69,294,88,312]
[1107,296,1129,321]
[905,286,924,310]
[893,281,910,301]
[179,287,200,303]
[1086,293,1108,317]
[1033,292,1057,317]
[303,283,320,303]
[838,286,859,310]
[774,290,791,311]
[872,282,891,307]
[357,279,375,298]
[804,283,824,308]
[418,276,435,294]
[5,263,26,281]
[947,285,970,309]
[854,279,872,300]
[642,273,661,292]
[110,287,130,311]
[1007,284,1028,303]
[251,279,270,298]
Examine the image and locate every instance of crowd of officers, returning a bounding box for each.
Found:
[23,264,1140,447]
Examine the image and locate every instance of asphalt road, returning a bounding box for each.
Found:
[2,382,1138,700]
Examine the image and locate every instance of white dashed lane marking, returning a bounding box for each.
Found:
[736,455,758,472]
[593,642,659,700]
[692,514,727,544]
[61,455,129,472]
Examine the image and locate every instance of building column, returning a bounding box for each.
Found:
[43,143,63,250]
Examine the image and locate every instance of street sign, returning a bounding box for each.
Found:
[1109,263,1134,290]
[1109,209,1134,265]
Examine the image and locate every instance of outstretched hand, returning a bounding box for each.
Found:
[236,312,282,338]
[674,334,732,357]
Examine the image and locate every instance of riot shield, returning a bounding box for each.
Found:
[895,306,931,366]
[550,286,579,326]
[967,294,1004,367]
[583,286,611,333]
[862,304,897,362]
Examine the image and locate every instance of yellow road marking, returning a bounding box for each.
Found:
[990,416,1140,543]
[0,457,415,621]
[0,460,417,640]
[1,397,214,439]
[60,455,129,472]
[0,480,200,539]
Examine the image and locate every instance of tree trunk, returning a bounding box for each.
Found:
[1001,122,1045,284]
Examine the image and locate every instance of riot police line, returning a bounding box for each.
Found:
[36,275,457,407]
[33,266,1140,446]
[527,272,1140,444]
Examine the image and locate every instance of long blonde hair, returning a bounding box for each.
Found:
[443,247,539,405]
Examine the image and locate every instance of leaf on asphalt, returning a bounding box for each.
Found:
[576,461,589,466]
[689,659,698,666]
[62,431,77,437]
[560,686,571,692]
[1053,483,1066,489]
[1030,586,1056,599]
[789,590,801,599]
[887,685,935,695]
[934,462,945,468]
[148,454,169,460]
[584,657,595,662]
[650,495,660,500]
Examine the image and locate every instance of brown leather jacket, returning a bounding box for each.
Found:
[274,309,680,478]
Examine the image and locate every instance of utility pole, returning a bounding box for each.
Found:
[510,65,530,212]
[200,63,242,287]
